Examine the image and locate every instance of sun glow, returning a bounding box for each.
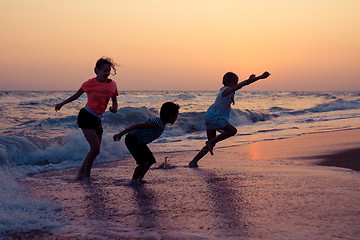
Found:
[1,0,359,91]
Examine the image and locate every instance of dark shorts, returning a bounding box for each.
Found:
[77,108,103,135]
[125,134,156,165]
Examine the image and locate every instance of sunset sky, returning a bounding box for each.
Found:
[1,0,359,91]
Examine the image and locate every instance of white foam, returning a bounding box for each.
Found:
[0,168,63,236]
[0,131,129,175]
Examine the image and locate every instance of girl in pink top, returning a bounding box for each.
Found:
[55,57,119,180]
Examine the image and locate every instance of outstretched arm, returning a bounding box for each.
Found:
[113,121,158,141]
[55,88,84,111]
[222,71,270,97]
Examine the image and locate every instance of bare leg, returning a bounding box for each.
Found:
[139,163,153,182]
[189,129,216,167]
[206,124,237,154]
[132,163,151,180]
[189,124,237,167]
[132,165,144,180]
[78,129,101,180]
[189,146,208,167]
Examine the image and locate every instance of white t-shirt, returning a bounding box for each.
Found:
[204,86,234,120]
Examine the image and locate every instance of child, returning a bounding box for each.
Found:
[113,102,180,184]
[55,57,119,180]
[189,71,270,168]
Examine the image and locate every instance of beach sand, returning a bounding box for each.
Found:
[9,129,360,239]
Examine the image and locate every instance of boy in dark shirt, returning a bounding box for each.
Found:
[113,102,180,184]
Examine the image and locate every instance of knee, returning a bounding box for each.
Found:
[230,127,237,136]
[145,162,153,168]
[91,146,100,156]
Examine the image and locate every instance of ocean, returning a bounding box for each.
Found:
[1,90,360,236]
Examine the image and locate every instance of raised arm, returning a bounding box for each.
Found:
[222,71,270,97]
[55,88,84,111]
[113,121,158,141]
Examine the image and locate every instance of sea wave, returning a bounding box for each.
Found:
[103,106,159,126]
[308,98,360,112]
[1,91,360,170]
[0,169,63,236]
[4,96,360,148]
[0,132,128,173]
[232,109,272,123]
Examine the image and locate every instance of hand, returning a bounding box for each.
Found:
[249,74,256,80]
[260,71,270,79]
[55,103,62,111]
[109,106,117,113]
[113,133,122,141]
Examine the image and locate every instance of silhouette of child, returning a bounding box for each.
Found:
[189,71,270,167]
[113,102,180,184]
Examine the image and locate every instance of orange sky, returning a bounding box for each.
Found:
[0,0,359,91]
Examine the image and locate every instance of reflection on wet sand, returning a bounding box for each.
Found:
[80,181,109,221]
[192,168,250,239]
[131,185,159,230]
[16,129,360,240]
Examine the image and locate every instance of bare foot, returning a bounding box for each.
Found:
[139,179,148,184]
[189,160,199,168]
[76,172,91,182]
[76,176,91,183]
[129,179,141,187]
[76,172,84,180]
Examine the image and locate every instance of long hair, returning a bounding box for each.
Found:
[94,57,118,75]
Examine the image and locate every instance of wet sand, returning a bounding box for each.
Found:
[10,129,360,239]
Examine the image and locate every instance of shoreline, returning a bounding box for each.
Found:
[39,128,360,175]
[318,148,360,171]
[8,128,360,239]
[219,128,360,171]
[133,128,360,172]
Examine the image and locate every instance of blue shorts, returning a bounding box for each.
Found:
[204,116,229,130]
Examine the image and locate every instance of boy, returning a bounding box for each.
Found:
[113,102,180,184]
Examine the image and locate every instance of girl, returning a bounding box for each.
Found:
[55,57,119,180]
[189,71,270,168]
